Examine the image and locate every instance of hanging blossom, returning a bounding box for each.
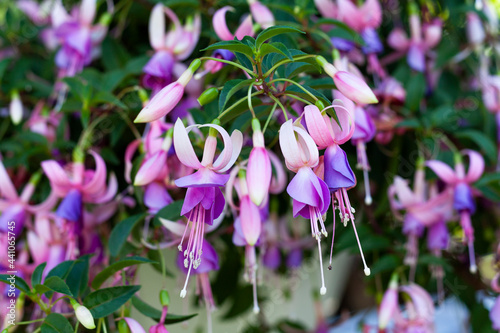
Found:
[50,0,109,78]
[386,3,442,72]
[0,162,57,237]
[172,118,242,298]
[279,119,330,295]
[41,150,117,258]
[199,6,254,76]
[304,101,370,276]
[388,163,453,284]
[143,4,201,95]
[378,277,435,332]
[426,150,484,273]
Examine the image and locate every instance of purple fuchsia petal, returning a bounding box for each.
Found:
[232,217,247,247]
[286,248,303,268]
[352,107,376,143]
[287,167,327,217]
[56,189,82,222]
[361,28,384,54]
[453,183,476,213]
[144,182,173,214]
[323,145,356,191]
[0,204,26,237]
[491,296,500,330]
[402,214,425,237]
[426,221,449,251]
[175,168,230,188]
[262,245,281,269]
[177,240,219,274]
[407,43,426,72]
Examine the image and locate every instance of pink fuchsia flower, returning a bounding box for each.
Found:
[426,150,484,273]
[304,102,371,276]
[247,119,272,207]
[317,56,378,105]
[172,119,242,298]
[279,119,330,295]
[395,283,435,332]
[143,4,201,94]
[25,102,63,143]
[387,6,442,72]
[200,6,254,75]
[135,60,201,123]
[0,162,57,237]
[466,12,486,48]
[247,0,274,29]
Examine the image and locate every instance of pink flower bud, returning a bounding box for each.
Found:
[9,91,23,125]
[240,196,261,246]
[333,71,378,104]
[135,82,184,123]
[466,12,485,46]
[378,276,398,329]
[247,146,271,206]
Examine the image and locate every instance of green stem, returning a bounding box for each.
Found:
[262,103,278,134]
[74,322,79,333]
[268,95,288,121]
[270,78,318,101]
[96,318,103,333]
[281,92,315,106]
[199,57,256,77]
[217,90,264,120]
[263,55,317,78]
[247,83,257,118]
[77,114,109,151]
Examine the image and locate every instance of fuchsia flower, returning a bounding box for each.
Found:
[387,8,442,72]
[0,162,56,237]
[279,119,330,295]
[247,0,274,29]
[304,102,371,276]
[143,4,201,94]
[378,280,435,332]
[426,150,484,273]
[25,102,63,143]
[201,6,254,75]
[135,60,200,123]
[247,119,272,207]
[172,119,242,298]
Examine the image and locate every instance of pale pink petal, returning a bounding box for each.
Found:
[125,139,141,184]
[27,192,58,213]
[213,6,235,41]
[173,119,202,169]
[82,151,107,195]
[240,195,261,246]
[163,6,183,50]
[159,218,186,236]
[91,173,118,204]
[41,160,71,195]
[134,151,167,186]
[304,105,335,149]
[426,160,458,184]
[28,231,49,264]
[268,150,287,194]
[204,124,234,171]
[338,0,362,32]
[0,160,18,200]
[149,4,166,50]
[279,120,304,172]
[325,101,355,144]
[388,28,410,51]
[332,90,355,113]
[234,15,254,39]
[51,1,69,28]
[314,0,338,19]
[79,0,96,26]
[174,14,201,60]
[123,317,146,333]
[249,0,274,29]
[360,0,382,29]
[393,176,418,207]
[463,149,484,183]
[217,130,243,172]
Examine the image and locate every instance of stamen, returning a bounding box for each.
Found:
[180,259,193,298]
[349,214,370,276]
[252,268,260,314]
[363,169,372,205]
[316,238,327,295]
[328,201,336,270]
[468,238,477,273]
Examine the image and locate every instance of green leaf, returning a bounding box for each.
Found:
[218,79,253,112]
[83,285,140,318]
[313,18,357,37]
[455,129,497,163]
[43,276,73,296]
[260,42,293,60]
[41,313,74,333]
[404,73,426,111]
[31,263,46,287]
[46,260,76,280]
[92,91,127,109]
[92,257,156,289]
[202,40,254,58]
[153,200,184,227]
[0,274,31,294]
[475,173,500,188]
[109,213,147,257]
[255,25,304,50]
[368,254,401,276]
[34,284,51,294]
[66,254,91,297]
[131,296,198,324]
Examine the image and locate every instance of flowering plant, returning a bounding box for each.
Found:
[1,0,500,332]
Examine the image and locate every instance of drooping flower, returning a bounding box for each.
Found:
[172,118,242,297]
[304,102,371,276]
[279,119,330,294]
[426,150,484,273]
[143,4,201,94]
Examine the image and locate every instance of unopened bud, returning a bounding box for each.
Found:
[198,87,219,106]
[71,299,95,330]
[159,290,170,307]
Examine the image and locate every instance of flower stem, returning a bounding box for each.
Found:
[263,55,317,78]
[270,78,318,101]
[262,103,278,134]
[268,94,288,121]
[199,57,256,77]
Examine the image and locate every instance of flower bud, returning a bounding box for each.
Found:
[118,319,131,333]
[9,90,23,125]
[198,87,219,106]
[240,196,262,246]
[332,71,378,104]
[247,119,271,206]
[71,300,96,330]
[159,289,170,307]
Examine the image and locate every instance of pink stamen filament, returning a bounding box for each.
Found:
[245,246,260,314]
[317,237,327,295]
[328,201,336,270]
[460,211,477,273]
[356,142,372,205]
